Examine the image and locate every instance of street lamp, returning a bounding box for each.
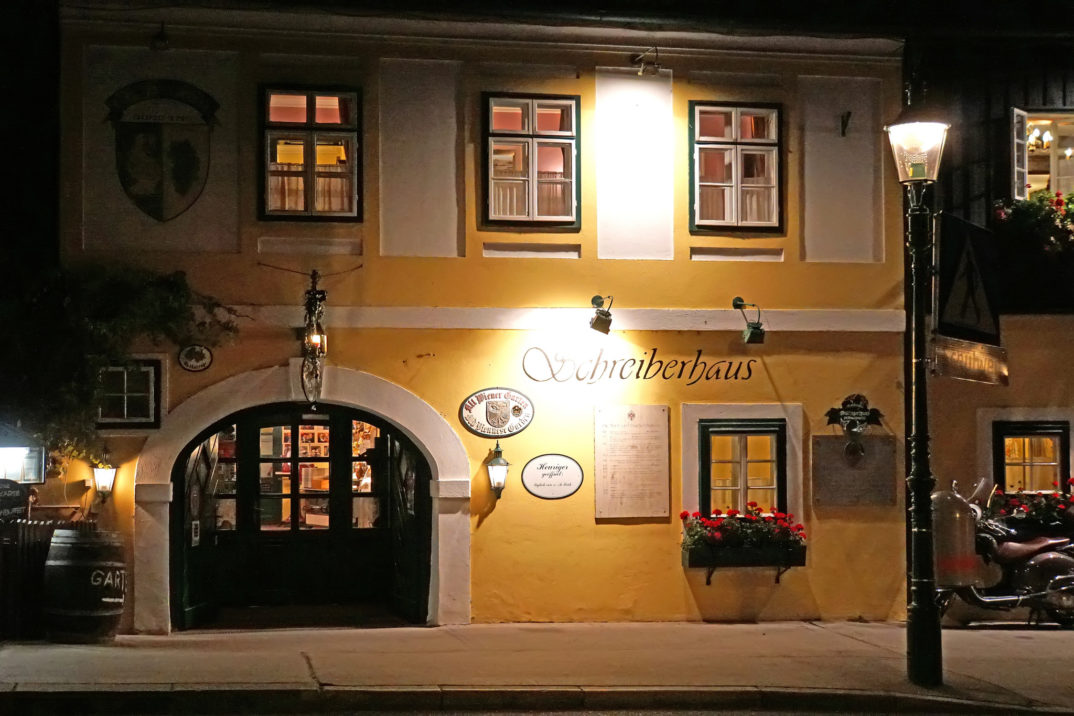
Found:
[885,98,949,688]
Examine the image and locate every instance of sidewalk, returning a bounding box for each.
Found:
[1,621,1072,713]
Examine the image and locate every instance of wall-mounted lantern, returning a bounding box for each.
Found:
[93,465,118,502]
[302,269,328,406]
[487,441,510,498]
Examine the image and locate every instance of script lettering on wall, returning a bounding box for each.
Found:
[594,404,670,519]
[523,347,755,386]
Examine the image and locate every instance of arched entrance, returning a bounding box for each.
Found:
[170,402,431,629]
[132,363,471,634]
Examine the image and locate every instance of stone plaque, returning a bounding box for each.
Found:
[594,405,669,518]
[812,434,897,507]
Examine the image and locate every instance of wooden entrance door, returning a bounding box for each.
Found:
[170,403,430,628]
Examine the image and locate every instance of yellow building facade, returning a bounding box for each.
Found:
[51,4,911,632]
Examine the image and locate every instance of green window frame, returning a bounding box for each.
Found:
[698,418,788,516]
[483,92,581,229]
[260,86,361,221]
[689,101,783,232]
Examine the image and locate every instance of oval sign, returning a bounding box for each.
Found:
[521,454,583,500]
[458,387,534,438]
[178,344,213,372]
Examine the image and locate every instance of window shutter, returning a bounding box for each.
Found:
[1011,107,1028,200]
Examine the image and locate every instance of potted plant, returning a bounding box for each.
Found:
[680,502,807,569]
[992,190,1074,311]
[985,479,1074,538]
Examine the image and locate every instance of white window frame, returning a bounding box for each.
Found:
[1012,107,1028,200]
[486,95,578,223]
[692,104,781,229]
[96,359,162,429]
[702,427,782,515]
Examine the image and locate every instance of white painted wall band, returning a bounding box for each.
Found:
[239,306,905,332]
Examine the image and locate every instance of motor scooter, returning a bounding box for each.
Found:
[936,481,1074,627]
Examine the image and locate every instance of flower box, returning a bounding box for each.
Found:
[682,543,806,569]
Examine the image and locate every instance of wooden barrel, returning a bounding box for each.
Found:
[42,529,125,643]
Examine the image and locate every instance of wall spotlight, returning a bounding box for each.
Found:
[732,297,765,344]
[589,295,613,334]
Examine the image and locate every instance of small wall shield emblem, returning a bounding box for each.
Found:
[106,79,219,222]
[459,388,534,438]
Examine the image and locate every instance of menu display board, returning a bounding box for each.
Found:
[594,404,670,518]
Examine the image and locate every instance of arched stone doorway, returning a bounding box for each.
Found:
[133,361,470,633]
[171,402,431,628]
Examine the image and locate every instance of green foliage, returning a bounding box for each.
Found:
[0,264,238,463]
[993,190,1074,253]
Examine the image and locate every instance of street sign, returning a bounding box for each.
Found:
[931,335,1009,385]
[936,214,1001,346]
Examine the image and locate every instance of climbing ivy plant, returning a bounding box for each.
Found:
[0,263,238,464]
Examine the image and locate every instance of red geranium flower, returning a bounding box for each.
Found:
[679,510,689,520]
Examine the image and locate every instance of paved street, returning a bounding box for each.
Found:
[0,620,1071,713]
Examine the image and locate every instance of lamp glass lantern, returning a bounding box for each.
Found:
[487,441,509,497]
[93,465,118,499]
[884,107,949,184]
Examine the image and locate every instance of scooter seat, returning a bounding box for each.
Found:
[994,536,1071,564]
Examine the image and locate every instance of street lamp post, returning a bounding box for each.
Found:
[885,100,949,688]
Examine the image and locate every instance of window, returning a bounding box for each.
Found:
[484,93,579,225]
[96,359,161,429]
[992,420,1070,493]
[699,419,787,515]
[1012,109,1074,200]
[262,88,360,220]
[690,102,782,230]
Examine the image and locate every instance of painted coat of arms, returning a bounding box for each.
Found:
[106,79,218,222]
[459,388,534,438]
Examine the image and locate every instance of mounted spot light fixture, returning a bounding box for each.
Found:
[631,47,661,76]
[589,295,613,334]
[302,270,328,407]
[486,441,509,498]
[732,297,765,344]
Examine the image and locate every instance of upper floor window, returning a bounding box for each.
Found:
[690,102,781,230]
[484,94,579,226]
[992,420,1070,493]
[698,419,788,515]
[96,359,161,429]
[1012,109,1074,200]
[262,88,360,220]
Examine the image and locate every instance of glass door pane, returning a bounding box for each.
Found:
[352,420,381,528]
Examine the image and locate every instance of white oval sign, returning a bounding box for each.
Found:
[521,454,583,500]
[459,387,534,438]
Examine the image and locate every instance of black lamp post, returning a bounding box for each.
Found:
[885,100,949,688]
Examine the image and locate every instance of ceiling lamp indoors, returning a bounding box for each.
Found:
[589,295,614,334]
[1027,125,1052,153]
[486,441,510,498]
[301,269,328,406]
[732,297,765,344]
